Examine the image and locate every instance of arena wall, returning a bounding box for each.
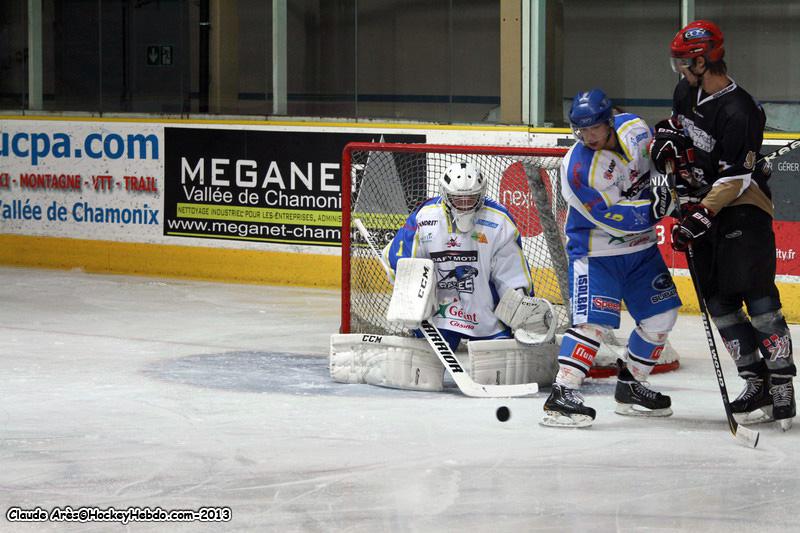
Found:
[1,115,798,319]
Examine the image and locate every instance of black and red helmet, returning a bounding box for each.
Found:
[670,20,725,68]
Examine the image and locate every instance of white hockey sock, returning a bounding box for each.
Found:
[555,363,585,389]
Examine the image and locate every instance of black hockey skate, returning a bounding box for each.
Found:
[541,383,596,428]
[730,372,773,425]
[769,376,795,431]
[614,359,672,417]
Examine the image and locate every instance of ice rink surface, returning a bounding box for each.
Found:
[1,266,799,532]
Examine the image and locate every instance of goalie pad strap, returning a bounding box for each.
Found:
[329,333,444,392]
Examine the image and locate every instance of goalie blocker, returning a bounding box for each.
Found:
[385,258,437,330]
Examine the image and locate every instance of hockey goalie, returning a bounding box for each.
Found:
[330,161,558,393]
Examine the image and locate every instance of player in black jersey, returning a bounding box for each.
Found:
[650,20,795,430]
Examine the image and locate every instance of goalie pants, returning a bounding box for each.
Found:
[690,204,795,376]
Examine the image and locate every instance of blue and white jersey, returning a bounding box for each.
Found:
[384,197,533,338]
[560,113,658,258]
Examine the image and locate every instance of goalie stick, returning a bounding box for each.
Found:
[666,161,759,449]
[352,218,539,398]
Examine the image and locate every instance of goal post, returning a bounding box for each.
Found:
[340,141,680,377]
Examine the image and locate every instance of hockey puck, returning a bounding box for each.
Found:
[496,406,511,422]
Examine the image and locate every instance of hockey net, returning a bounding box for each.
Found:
[340,142,679,377]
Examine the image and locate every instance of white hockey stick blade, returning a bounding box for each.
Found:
[734,425,759,449]
[419,320,538,398]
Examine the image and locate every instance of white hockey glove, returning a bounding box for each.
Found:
[386,258,437,329]
[494,288,557,345]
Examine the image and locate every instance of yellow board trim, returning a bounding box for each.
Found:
[0,234,340,288]
[3,234,800,320]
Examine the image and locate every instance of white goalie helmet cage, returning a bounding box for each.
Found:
[440,161,487,232]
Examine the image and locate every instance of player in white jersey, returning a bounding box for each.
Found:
[384,161,549,350]
[541,89,682,427]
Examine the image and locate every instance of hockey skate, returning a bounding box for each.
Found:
[769,376,795,431]
[541,383,596,428]
[614,359,672,417]
[730,373,773,425]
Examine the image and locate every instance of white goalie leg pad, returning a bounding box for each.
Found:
[330,333,444,392]
[468,339,558,387]
[386,258,436,329]
[494,288,556,345]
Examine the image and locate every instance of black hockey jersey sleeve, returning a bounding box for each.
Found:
[716,106,762,180]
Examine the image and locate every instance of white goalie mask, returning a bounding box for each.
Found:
[440,161,487,232]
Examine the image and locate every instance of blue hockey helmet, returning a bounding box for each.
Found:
[569,89,613,129]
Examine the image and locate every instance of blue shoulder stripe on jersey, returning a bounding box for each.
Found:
[483,197,509,214]
[613,113,641,128]
[401,196,443,231]
[564,143,597,191]
[482,198,521,230]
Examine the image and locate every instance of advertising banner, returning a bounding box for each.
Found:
[1,117,798,283]
[0,120,162,241]
[162,128,424,246]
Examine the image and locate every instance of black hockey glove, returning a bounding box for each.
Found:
[650,118,689,175]
[671,204,713,251]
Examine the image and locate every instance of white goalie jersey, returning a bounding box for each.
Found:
[383,196,533,338]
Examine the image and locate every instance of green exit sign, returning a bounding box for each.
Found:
[146,45,173,66]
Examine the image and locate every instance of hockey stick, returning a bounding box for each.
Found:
[685,137,800,199]
[665,161,759,448]
[353,218,539,398]
[629,137,800,201]
[761,137,800,165]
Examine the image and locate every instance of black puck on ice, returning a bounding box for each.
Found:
[496,406,511,422]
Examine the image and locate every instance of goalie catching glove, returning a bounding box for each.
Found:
[494,288,557,345]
